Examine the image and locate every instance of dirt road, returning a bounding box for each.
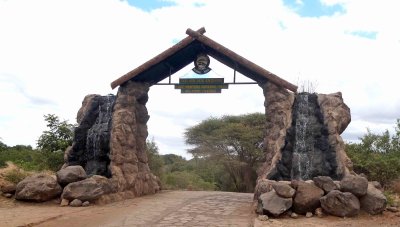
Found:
[1,191,255,227]
[1,190,400,227]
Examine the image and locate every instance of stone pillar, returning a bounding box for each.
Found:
[257,82,295,180]
[317,92,353,177]
[108,81,160,199]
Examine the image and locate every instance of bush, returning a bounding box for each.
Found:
[163,171,216,191]
[0,147,64,172]
[4,169,30,184]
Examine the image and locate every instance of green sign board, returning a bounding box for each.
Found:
[181,89,221,93]
[176,78,228,93]
[179,78,224,85]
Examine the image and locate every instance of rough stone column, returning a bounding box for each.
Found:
[317,92,353,176]
[257,82,295,180]
[108,80,160,200]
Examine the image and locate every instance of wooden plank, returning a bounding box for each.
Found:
[186,28,298,92]
[110,27,206,89]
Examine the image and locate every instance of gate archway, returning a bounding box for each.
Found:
[108,27,297,198]
[65,27,300,202]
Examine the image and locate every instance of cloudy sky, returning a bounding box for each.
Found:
[1,0,399,159]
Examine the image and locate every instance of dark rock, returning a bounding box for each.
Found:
[62,177,104,201]
[254,179,274,200]
[15,174,62,202]
[313,176,338,193]
[70,199,83,207]
[320,190,360,217]
[0,182,16,194]
[259,190,292,217]
[340,175,368,197]
[272,182,295,198]
[360,183,387,215]
[56,165,87,186]
[276,93,340,180]
[66,94,115,177]
[293,181,324,214]
[315,207,324,217]
[387,207,399,213]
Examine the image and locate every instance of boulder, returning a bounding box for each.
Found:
[60,198,69,206]
[320,190,360,217]
[293,181,324,214]
[61,177,104,201]
[56,165,87,186]
[70,199,83,207]
[340,175,368,197]
[313,176,338,193]
[254,179,274,200]
[0,181,16,194]
[360,183,387,215]
[15,173,62,202]
[259,190,292,217]
[272,182,295,198]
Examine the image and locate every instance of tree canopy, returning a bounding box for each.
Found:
[346,119,400,186]
[37,114,75,152]
[185,113,265,192]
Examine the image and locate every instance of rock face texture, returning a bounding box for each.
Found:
[56,165,87,186]
[340,175,368,197]
[320,190,360,217]
[360,183,387,215]
[62,81,160,203]
[257,82,295,181]
[15,174,62,202]
[108,81,160,197]
[259,190,292,216]
[256,83,353,187]
[65,94,116,177]
[292,181,324,214]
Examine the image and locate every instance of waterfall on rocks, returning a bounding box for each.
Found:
[273,92,339,181]
[66,94,116,177]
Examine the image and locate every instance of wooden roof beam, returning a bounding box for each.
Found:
[110,27,206,89]
[186,28,298,92]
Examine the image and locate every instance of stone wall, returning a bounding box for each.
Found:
[107,80,160,199]
[62,81,160,204]
[256,82,354,187]
[257,82,295,180]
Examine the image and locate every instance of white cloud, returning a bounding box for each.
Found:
[1,0,399,158]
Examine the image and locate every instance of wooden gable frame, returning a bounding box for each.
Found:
[111,27,297,92]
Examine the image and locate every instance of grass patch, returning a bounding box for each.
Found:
[3,169,30,184]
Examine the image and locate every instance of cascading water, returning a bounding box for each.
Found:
[291,93,312,180]
[272,92,339,181]
[66,94,116,178]
[85,94,115,176]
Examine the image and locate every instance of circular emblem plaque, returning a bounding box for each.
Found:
[192,53,211,74]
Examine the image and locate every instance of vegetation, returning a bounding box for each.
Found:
[0,145,64,172]
[37,114,75,152]
[185,113,265,192]
[145,113,265,192]
[346,119,400,188]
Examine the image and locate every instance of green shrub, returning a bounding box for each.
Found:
[4,169,30,184]
[163,171,216,191]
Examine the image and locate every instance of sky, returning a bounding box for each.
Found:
[1,0,399,159]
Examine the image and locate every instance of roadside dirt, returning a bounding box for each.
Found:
[1,190,400,227]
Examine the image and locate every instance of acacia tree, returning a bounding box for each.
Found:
[185,113,265,192]
[37,114,75,152]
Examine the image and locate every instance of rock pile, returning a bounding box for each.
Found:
[255,175,387,218]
